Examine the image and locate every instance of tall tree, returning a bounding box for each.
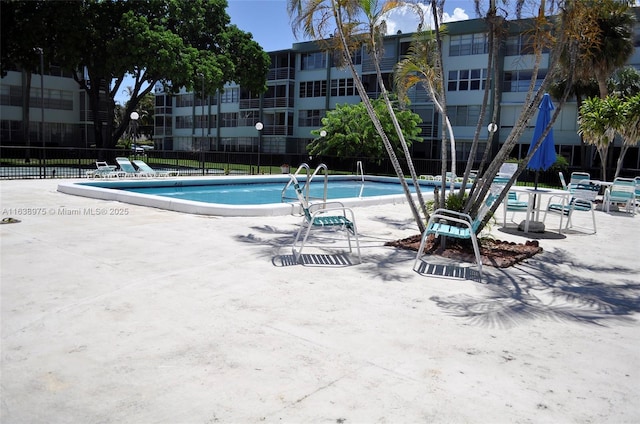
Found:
[578,95,625,181]
[608,66,640,98]
[308,96,423,159]
[582,0,636,99]
[1,1,52,152]
[1,0,271,149]
[560,0,635,171]
[394,29,460,198]
[288,0,429,231]
[614,93,640,178]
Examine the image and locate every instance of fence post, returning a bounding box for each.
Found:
[77,148,82,178]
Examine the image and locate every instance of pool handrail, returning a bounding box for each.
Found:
[356,161,365,197]
[307,163,328,203]
[281,163,328,205]
[281,163,311,203]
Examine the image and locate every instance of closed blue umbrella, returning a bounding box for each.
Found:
[527,93,556,188]
[525,93,556,228]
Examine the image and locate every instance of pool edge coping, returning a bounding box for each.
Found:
[57,175,434,217]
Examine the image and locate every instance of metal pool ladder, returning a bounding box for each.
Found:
[356,160,365,197]
[281,163,328,204]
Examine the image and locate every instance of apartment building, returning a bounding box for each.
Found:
[1,10,638,170]
[154,11,640,169]
[0,65,102,148]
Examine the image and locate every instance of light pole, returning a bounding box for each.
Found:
[198,73,206,173]
[198,73,205,147]
[130,111,139,152]
[255,122,263,174]
[487,122,498,158]
[36,48,45,177]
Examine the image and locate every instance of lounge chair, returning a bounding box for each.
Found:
[290,174,361,264]
[86,161,119,178]
[115,157,143,178]
[604,177,636,216]
[543,183,599,234]
[413,177,504,281]
[132,160,179,178]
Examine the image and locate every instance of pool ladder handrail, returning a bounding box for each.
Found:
[281,163,328,204]
[307,163,328,203]
[281,163,310,203]
[356,160,365,197]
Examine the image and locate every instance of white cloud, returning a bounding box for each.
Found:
[446,7,471,23]
[382,4,469,35]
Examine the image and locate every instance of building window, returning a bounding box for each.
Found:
[238,110,260,127]
[447,69,487,91]
[195,115,209,129]
[505,34,550,56]
[502,69,547,92]
[175,94,194,108]
[330,78,356,97]
[298,109,325,127]
[448,105,483,127]
[220,112,238,128]
[331,48,362,66]
[175,115,193,129]
[299,80,327,98]
[449,34,488,56]
[221,87,239,103]
[301,52,326,70]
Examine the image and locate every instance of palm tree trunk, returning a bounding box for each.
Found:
[369,31,429,223]
[333,4,425,232]
[614,144,629,179]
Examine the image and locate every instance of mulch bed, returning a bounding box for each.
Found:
[385,233,543,268]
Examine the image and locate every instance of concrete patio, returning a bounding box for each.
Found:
[1,178,639,423]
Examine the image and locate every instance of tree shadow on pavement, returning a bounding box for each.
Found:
[430,249,640,328]
[235,223,418,282]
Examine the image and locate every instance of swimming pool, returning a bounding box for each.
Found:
[58,175,441,216]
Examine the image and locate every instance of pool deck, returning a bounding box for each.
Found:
[1,178,639,423]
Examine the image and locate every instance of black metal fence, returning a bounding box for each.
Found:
[0,145,622,188]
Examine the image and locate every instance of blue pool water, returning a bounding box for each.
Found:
[123,180,415,205]
[59,175,442,216]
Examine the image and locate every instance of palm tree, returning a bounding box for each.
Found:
[578,95,625,181]
[564,0,635,171]
[356,0,430,221]
[614,93,640,178]
[288,0,428,231]
[394,30,459,196]
[586,0,635,99]
[608,66,640,98]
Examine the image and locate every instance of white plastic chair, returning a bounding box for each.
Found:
[543,183,599,234]
[290,175,361,264]
[569,171,590,191]
[413,178,504,281]
[604,177,636,216]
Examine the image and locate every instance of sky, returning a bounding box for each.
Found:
[115,0,477,104]
[225,0,476,52]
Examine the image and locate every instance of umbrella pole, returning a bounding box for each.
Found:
[532,171,539,221]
